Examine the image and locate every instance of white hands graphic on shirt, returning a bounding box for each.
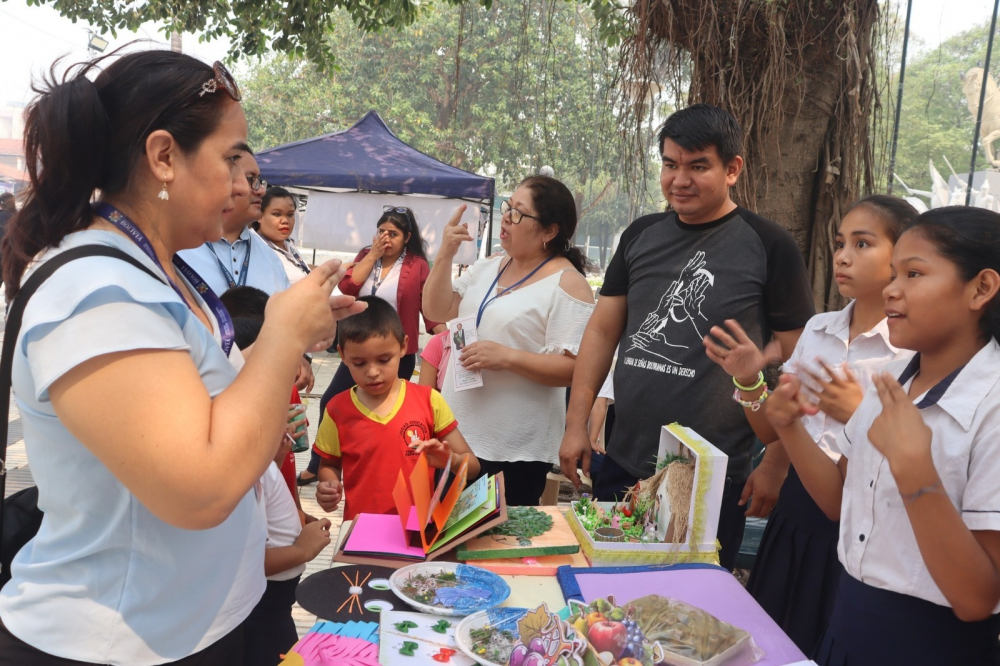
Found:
[629,251,715,364]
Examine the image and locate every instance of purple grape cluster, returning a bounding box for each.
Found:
[620,618,646,661]
[508,638,548,666]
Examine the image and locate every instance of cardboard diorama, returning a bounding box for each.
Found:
[567,424,728,566]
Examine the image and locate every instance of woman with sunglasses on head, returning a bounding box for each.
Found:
[423,176,596,506]
[255,186,311,285]
[0,51,364,665]
[298,205,444,485]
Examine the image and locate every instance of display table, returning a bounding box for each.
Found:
[289,519,807,666]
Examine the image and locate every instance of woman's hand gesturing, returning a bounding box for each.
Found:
[266,259,368,352]
[436,204,472,262]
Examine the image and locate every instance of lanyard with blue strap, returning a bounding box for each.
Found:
[476,256,553,327]
[208,237,251,289]
[371,249,406,296]
[93,202,236,358]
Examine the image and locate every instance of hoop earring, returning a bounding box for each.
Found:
[543,240,548,251]
[158,182,169,201]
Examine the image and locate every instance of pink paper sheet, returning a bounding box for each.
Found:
[343,513,425,559]
[572,568,805,666]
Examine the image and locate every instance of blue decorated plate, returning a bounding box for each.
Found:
[389,562,511,617]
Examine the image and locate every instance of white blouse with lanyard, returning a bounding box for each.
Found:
[0,211,265,663]
[442,255,594,463]
[265,237,311,286]
[835,339,1000,610]
[361,249,405,310]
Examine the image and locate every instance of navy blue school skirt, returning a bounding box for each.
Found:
[815,573,1000,665]
[746,467,842,655]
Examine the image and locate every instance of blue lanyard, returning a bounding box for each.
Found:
[94,202,235,358]
[371,249,406,296]
[209,238,251,289]
[476,256,553,327]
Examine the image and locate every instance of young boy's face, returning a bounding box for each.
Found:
[339,334,408,397]
[660,139,743,225]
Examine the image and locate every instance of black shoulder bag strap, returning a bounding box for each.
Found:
[0,245,166,564]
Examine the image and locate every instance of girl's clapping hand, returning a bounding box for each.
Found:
[868,372,933,482]
[766,374,818,429]
[799,360,864,424]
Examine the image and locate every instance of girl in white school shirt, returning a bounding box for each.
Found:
[706,195,918,655]
[767,206,1000,665]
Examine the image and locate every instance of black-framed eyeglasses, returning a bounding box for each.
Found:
[501,199,540,225]
[247,175,267,192]
[383,205,412,214]
[198,61,242,102]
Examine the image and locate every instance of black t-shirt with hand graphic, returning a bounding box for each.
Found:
[601,207,814,479]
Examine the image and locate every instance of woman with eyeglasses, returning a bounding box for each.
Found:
[423,176,596,506]
[297,205,445,485]
[255,186,311,284]
[0,51,364,664]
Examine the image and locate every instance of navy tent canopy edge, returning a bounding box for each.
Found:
[255,111,495,201]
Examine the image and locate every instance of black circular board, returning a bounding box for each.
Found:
[296,565,401,622]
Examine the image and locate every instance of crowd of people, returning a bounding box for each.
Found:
[0,47,999,666]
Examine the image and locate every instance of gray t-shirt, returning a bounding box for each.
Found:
[600,208,814,479]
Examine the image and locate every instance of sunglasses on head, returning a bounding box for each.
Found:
[198,61,241,101]
[383,206,411,214]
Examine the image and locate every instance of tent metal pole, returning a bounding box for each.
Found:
[967,0,1000,205]
[487,196,495,257]
[886,0,913,195]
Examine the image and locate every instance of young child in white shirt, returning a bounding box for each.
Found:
[767,206,1000,664]
[236,316,332,666]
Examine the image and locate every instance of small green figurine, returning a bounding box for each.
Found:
[399,640,419,656]
[431,619,451,634]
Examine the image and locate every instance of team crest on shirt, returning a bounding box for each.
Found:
[401,421,430,454]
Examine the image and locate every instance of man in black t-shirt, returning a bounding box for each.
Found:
[559,105,815,570]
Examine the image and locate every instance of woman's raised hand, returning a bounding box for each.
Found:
[436,204,472,262]
[266,259,368,352]
[369,230,387,260]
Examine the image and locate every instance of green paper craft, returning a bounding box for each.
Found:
[395,620,418,633]
[431,619,451,634]
[400,640,419,656]
[456,505,580,560]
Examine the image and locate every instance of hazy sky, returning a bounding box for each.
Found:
[0,0,997,107]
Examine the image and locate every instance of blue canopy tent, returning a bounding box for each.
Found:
[256,111,495,260]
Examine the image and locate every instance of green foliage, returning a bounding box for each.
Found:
[29,0,629,68]
[889,21,996,192]
[655,452,690,470]
[235,2,648,260]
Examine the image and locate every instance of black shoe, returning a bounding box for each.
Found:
[297,472,318,486]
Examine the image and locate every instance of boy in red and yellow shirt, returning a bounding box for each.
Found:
[314,296,480,520]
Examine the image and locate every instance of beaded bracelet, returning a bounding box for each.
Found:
[733,386,770,412]
[733,371,766,392]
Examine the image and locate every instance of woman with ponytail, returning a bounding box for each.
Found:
[0,51,364,665]
[423,175,595,506]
